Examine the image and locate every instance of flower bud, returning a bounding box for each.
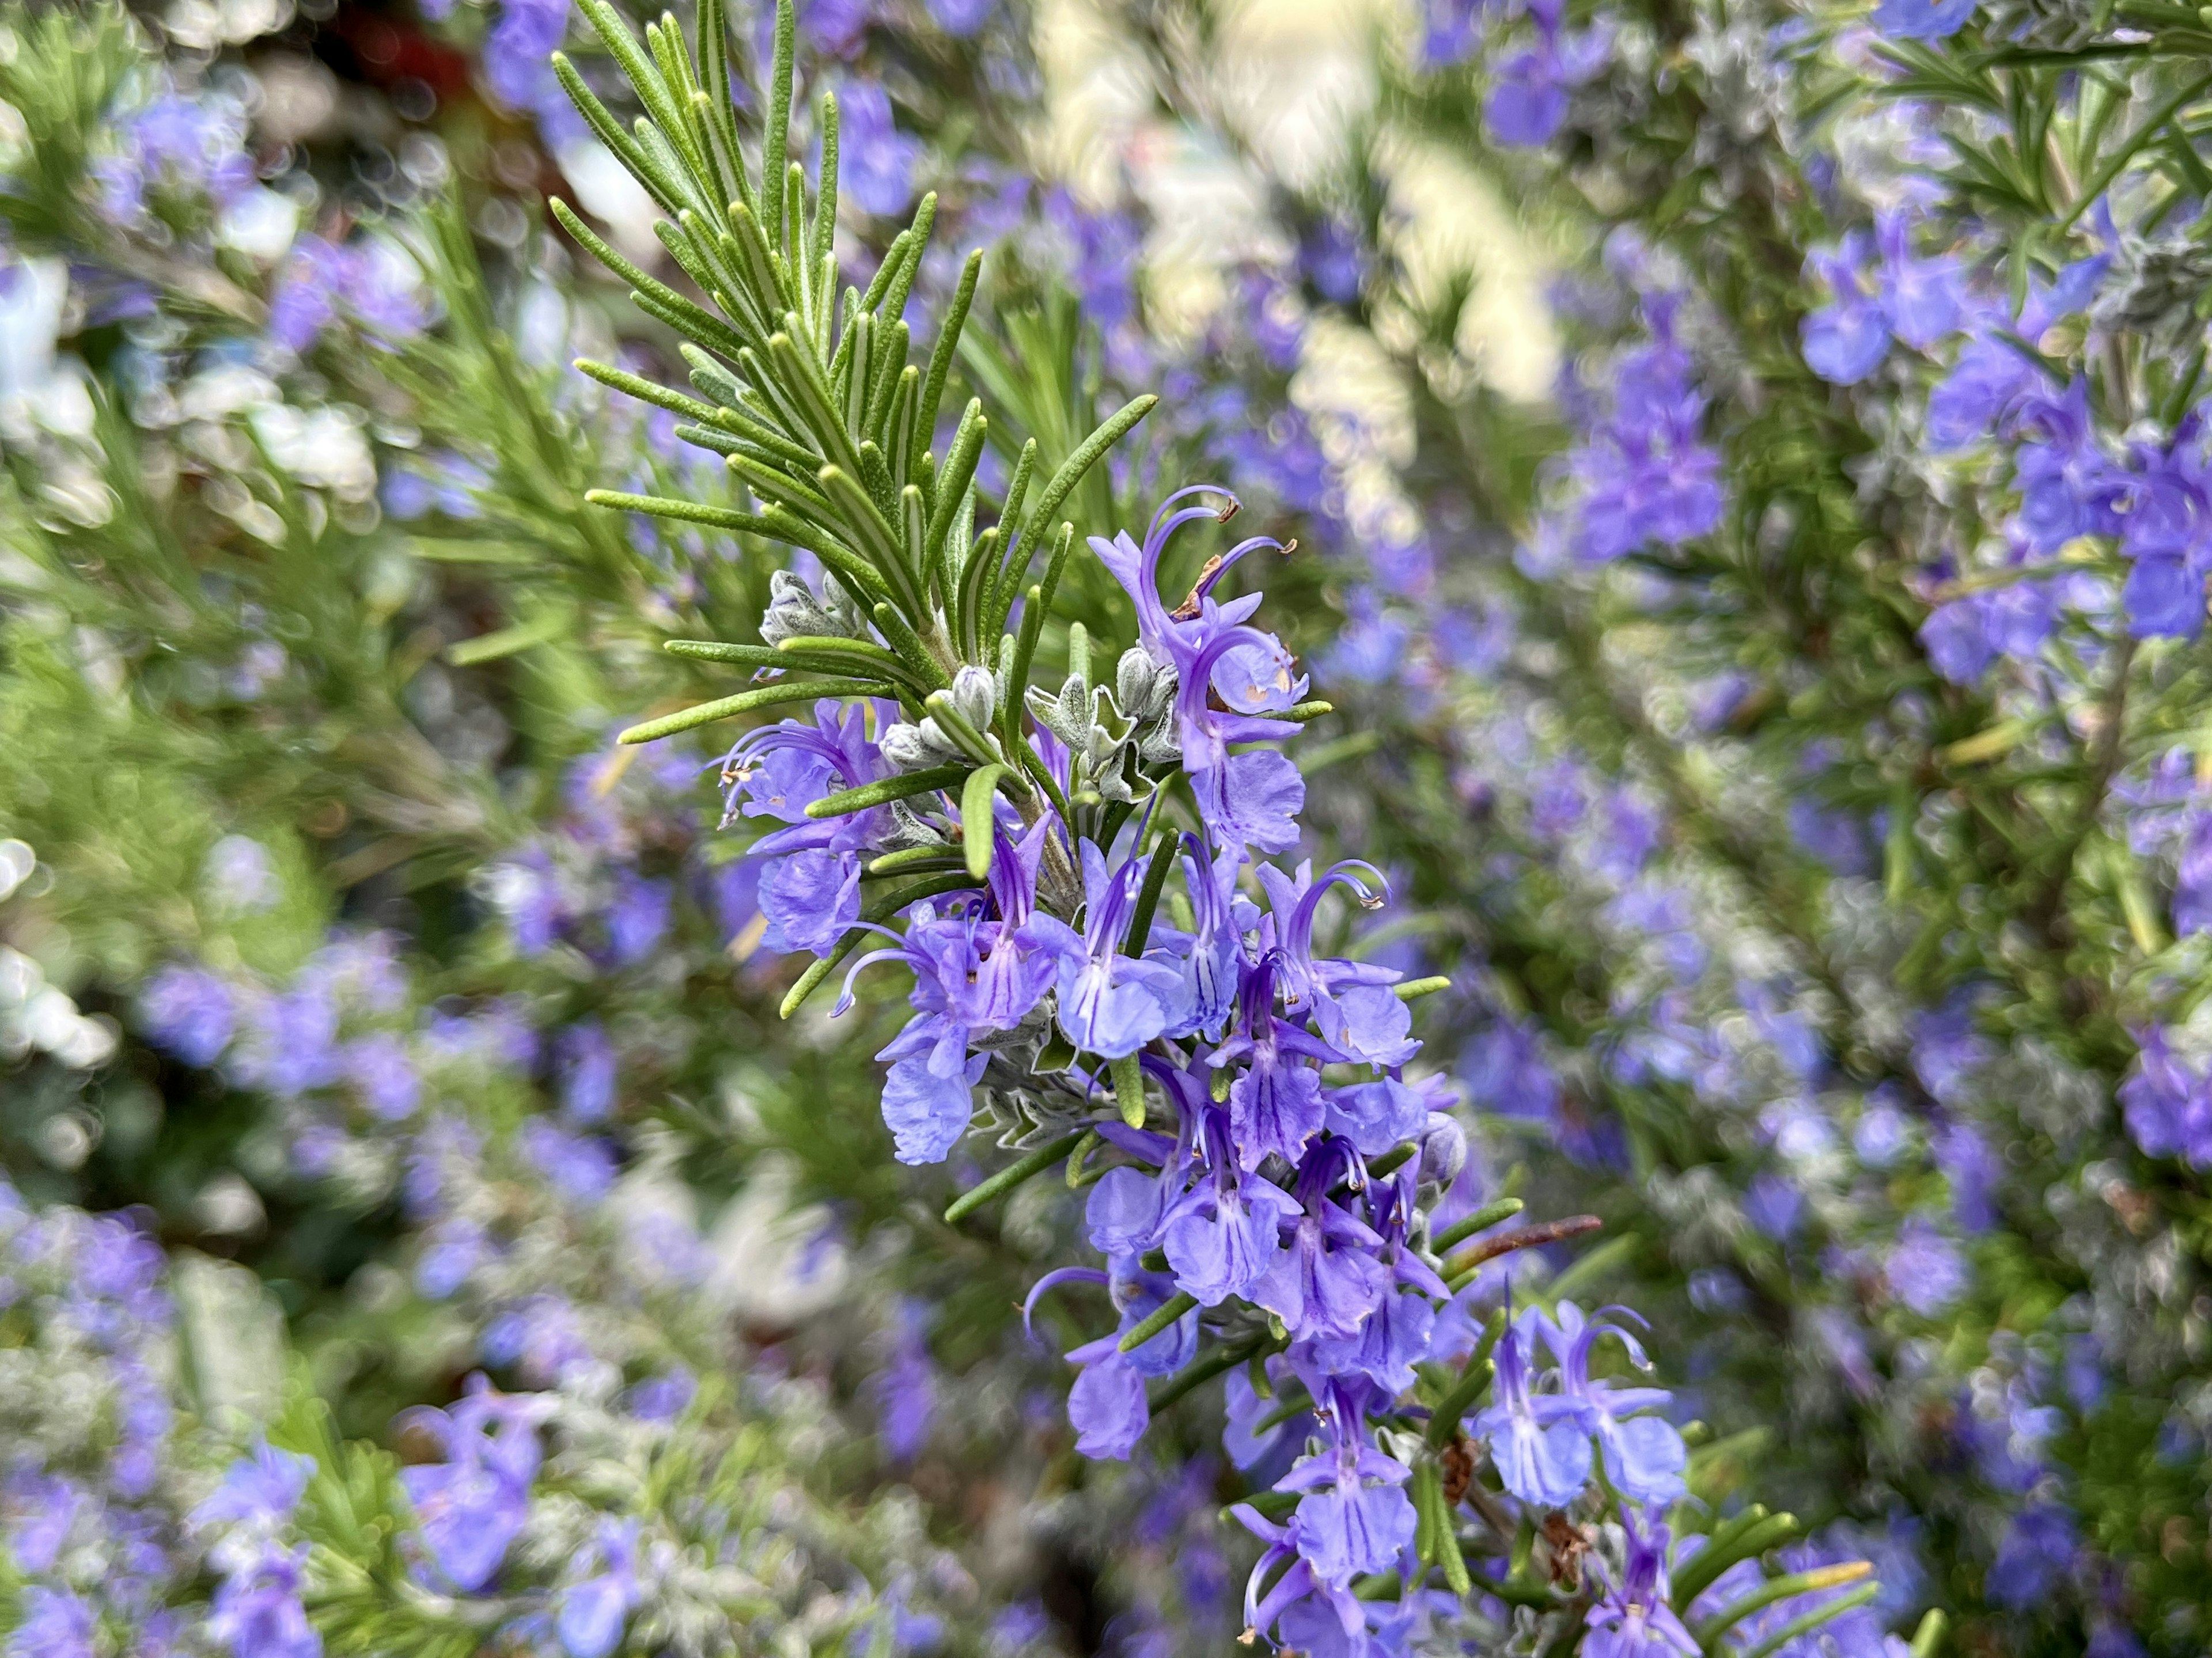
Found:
[948,665,999,732]
[881,720,960,772]
[1117,647,1172,720]
[1419,1112,1468,1190]
[759,570,862,646]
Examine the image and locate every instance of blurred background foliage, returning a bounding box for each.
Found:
[5,0,2212,1649]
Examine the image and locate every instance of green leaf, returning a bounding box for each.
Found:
[1147,1334,1274,1415]
[2060,70,2212,229]
[446,607,572,666]
[584,488,772,534]
[1738,1584,1884,1658]
[1693,1563,1874,1646]
[1112,1049,1147,1129]
[942,1131,1086,1224]
[960,762,1011,878]
[1424,1308,1504,1448]
[806,764,969,819]
[663,639,787,668]
[1670,1509,1797,1611]
[1429,1197,1524,1255]
[1117,1289,1197,1353]
[618,677,888,744]
[998,394,1157,605]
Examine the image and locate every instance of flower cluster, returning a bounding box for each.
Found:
[0,1185,193,1656]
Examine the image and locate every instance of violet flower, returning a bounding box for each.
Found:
[1211,952,1333,1169]
[1541,1302,1686,1503]
[1159,1105,1299,1304]
[1272,1369,1416,1586]
[723,700,890,957]
[1253,1141,1391,1341]
[1584,1511,1698,1657]
[1027,839,1189,1058]
[1471,1308,1592,1507]
[1253,860,1416,1067]
[395,1376,553,1593]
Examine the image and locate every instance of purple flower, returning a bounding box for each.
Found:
[2119,1027,2212,1166]
[605,871,672,965]
[876,1039,987,1165]
[1743,1172,1804,1240]
[1884,1217,1967,1315]
[1584,1511,1698,1657]
[872,1300,939,1462]
[1487,46,1569,146]
[927,0,993,32]
[734,719,900,951]
[344,1033,419,1122]
[140,965,236,1066]
[1065,1339,1149,1459]
[1558,299,1724,563]
[9,1588,97,1658]
[1232,1507,1369,1653]
[1323,1076,1430,1158]
[760,848,864,956]
[1484,26,1608,148]
[94,93,255,222]
[1213,954,1332,1168]
[194,1443,313,1530]
[1986,1504,2077,1608]
[268,236,428,354]
[1085,1160,1167,1264]
[207,1540,320,1658]
[725,701,891,955]
[1160,1106,1299,1305]
[844,824,1062,1163]
[1930,336,2041,450]
[1421,0,1483,65]
[803,0,873,55]
[1919,591,1998,684]
[1936,1120,2001,1232]
[1028,839,1189,1058]
[233,987,342,1098]
[838,82,922,218]
[1542,1303,1685,1503]
[1911,1003,1991,1105]
[1801,215,1963,385]
[1253,1143,1391,1341]
[1168,836,1250,1042]
[1306,1174,1447,1393]
[1253,860,1415,1067]
[1089,489,1309,853]
[557,1022,618,1123]
[1461,1017,1562,1127]
[522,1121,618,1204]
[396,1377,551,1593]
[415,1218,489,1299]
[1273,1371,1416,1585]
[1471,1308,1592,1507]
[1870,0,1976,37]
[558,1520,643,1658]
